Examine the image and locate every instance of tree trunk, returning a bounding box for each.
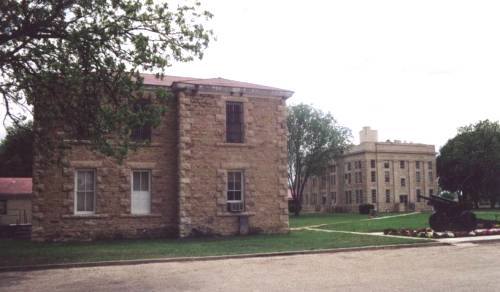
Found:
[293,199,302,216]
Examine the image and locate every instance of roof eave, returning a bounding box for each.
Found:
[171,82,294,99]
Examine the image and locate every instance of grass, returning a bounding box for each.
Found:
[313,210,500,233]
[0,230,426,268]
[318,213,430,232]
[4,210,497,268]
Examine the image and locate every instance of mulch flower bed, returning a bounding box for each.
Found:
[383,227,500,238]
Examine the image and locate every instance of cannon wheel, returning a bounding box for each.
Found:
[429,212,448,231]
[458,211,477,231]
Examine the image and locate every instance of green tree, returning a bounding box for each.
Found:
[287,104,351,216]
[0,0,213,159]
[0,121,33,177]
[437,120,500,208]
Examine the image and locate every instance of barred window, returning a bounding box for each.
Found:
[226,102,244,143]
[131,100,152,142]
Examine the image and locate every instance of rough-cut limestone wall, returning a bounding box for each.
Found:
[177,92,289,237]
[31,98,178,241]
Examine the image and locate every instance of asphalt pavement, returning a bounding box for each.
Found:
[1,242,499,292]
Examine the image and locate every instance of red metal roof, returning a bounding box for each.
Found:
[0,178,32,197]
[141,74,292,94]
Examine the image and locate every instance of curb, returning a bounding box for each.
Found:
[0,241,448,273]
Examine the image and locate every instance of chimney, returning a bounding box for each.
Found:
[359,126,378,143]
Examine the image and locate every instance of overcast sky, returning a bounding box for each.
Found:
[2,0,499,151]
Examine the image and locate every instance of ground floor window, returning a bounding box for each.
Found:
[75,169,95,214]
[227,171,244,212]
[399,195,408,204]
[385,189,391,203]
[132,170,151,214]
[416,189,421,202]
[371,189,377,204]
[330,192,336,204]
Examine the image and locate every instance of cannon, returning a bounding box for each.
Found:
[417,194,477,231]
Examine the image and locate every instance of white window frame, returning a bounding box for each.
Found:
[227,170,244,203]
[131,169,152,215]
[74,169,96,215]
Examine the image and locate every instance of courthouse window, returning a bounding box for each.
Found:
[226,102,244,143]
[75,170,95,214]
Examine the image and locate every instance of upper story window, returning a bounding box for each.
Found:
[400,160,405,169]
[131,100,152,142]
[75,169,95,214]
[384,161,390,169]
[400,178,406,187]
[415,161,420,169]
[370,160,376,168]
[384,171,390,183]
[428,161,433,170]
[347,162,352,171]
[371,171,376,182]
[329,174,336,186]
[320,175,327,189]
[416,171,421,183]
[226,102,244,143]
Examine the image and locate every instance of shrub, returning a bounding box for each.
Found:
[359,204,375,214]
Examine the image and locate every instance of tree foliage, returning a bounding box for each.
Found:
[0,0,213,159]
[437,120,500,208]
[287,104,351,216]
[0,121,33,177]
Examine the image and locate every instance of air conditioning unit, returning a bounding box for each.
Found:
[227,202,244,213]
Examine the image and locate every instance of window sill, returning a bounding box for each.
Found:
[216,142,254,148]
[62,214,110,219]
[119,213,162,218]
[217,211,255,217]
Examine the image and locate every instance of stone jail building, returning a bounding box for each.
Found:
[32,75,292,241]
[302,127,437,213]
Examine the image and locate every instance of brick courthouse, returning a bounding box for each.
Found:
[32,75,293,241]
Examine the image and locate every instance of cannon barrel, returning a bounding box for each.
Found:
[418,194,476,231]
[417,194,458,205]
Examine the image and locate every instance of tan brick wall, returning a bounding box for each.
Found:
[178,92,289,236]
[32,97,178,241]
[33,89,289,241]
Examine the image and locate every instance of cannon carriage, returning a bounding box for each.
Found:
[417,194,477,231]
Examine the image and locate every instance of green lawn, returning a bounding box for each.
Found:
[0,230,426,268]
[289,212,368,228]
[4,210,497,268]
[318,213,430,232]
[310,210,500,233]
